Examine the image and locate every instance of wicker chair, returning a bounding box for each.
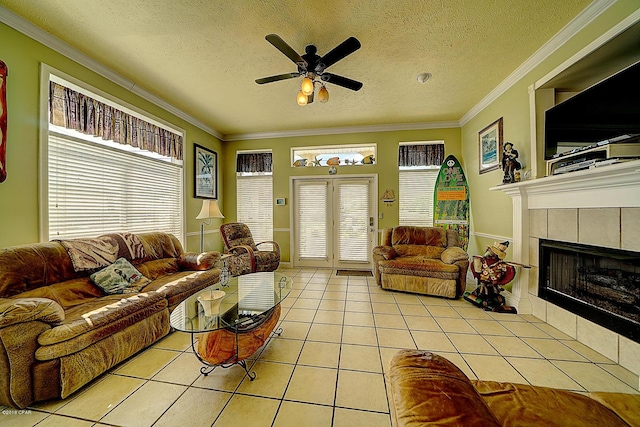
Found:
[219,222,280,276]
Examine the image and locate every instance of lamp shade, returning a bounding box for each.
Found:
[296,90,308,106]
[318,85,329,103]
[196,199,224,219]
[301,77,314,95]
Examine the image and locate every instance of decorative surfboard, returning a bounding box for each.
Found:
[433,155,470,250]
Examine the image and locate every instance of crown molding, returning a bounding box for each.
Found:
[0,6,224,141]
[535,7,640,90]
[222,120,461,141]
[459,0,616,126]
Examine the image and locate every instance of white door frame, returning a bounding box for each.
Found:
[290,174,378,269]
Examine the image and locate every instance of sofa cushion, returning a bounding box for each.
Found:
[136,258,180,280]
[142,269,221,308]
[37,292,166,348]
[589,392,640,427]
[11,278,105,309]
[389,350,501,426]
[90,258,150,294]
[394,244,445,259]
[0,298,64,327]
[57,232,147,272]
[380,257,459,276]
[0,242,77,297]
[177,251,220,271]
[473,380,632,427]
[35,294,167,360]
[441,246,469,264]
[391,226,447,247]
[138,232,183,261]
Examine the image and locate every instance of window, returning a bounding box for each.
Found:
[236,152,273,249]
[291,144,376,167]
[44,71,184,242]
[398,142,444,226]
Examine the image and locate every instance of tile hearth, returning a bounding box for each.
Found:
[2,268,638,426]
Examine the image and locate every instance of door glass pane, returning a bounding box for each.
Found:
[337,181,370,263]
[295,181,328,260]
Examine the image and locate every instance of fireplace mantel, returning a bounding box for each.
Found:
[490,159,640,314]
[493,159,640,210]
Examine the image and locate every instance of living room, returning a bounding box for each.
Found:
[1,1,640,426]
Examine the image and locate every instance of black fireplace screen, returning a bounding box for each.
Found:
[539,240,640,343]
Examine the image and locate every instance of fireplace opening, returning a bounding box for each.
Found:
[539,239,640,343]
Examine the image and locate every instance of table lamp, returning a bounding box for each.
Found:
[196,199,224,252]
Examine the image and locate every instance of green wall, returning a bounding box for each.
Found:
[0,22,223,251]
[461,0,640,258]
[223,128,461,263]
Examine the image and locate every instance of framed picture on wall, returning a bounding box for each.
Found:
[478,117,503,174]
[194,144,218,199]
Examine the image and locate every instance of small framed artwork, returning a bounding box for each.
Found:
[276,198,286,206]
[194,144,218,199]
[478,117,503,174]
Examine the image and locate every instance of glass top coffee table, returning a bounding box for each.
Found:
[170,271,292,379]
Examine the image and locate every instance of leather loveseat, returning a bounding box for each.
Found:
[388,350,640,427]
[373,226,469,298]
[0,232,221,409]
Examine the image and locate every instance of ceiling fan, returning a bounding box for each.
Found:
[255,34,363,106]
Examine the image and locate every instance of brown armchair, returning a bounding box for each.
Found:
[372,226,469,298]
[219,222,280,276]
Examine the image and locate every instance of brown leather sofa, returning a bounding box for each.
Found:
[0,232,221,409]
[388,350,640,426]
[373,226,469,298]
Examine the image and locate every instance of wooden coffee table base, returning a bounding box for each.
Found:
[193,304,282,379]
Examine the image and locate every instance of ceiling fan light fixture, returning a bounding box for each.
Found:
[296,90,308,106]
[318,85,329,103]
[301,76,314,95]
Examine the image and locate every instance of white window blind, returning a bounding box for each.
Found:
[237,175,273,249]
[48,133,183,240]
[337,181,369,262]
[399,170,439,227]
[295,181,328,260]
[238,273,275,313]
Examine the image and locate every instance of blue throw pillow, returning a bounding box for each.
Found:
[90,258,150,294]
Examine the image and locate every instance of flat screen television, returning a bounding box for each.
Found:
[544,60,640,160]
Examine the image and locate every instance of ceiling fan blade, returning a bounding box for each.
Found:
[322,73,363,91]
[265,34,306,67]
[255,72,300,84]
[317,37,361,72]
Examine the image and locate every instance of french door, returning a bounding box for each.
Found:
[292,176,376,269]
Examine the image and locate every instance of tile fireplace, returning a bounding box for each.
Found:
[494,159,640,387]
[539,239,640,343]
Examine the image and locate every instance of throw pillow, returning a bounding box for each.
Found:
[90,258,151,294]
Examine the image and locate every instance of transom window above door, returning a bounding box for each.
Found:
[291,144,376,167]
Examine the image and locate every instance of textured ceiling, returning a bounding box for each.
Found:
[1,0,591,138]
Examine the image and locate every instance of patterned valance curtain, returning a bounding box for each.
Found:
[49,82,183,160]
[398,144,444,167]
[236,152,272,173]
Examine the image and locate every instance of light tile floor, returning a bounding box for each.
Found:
[3,268,639,427]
